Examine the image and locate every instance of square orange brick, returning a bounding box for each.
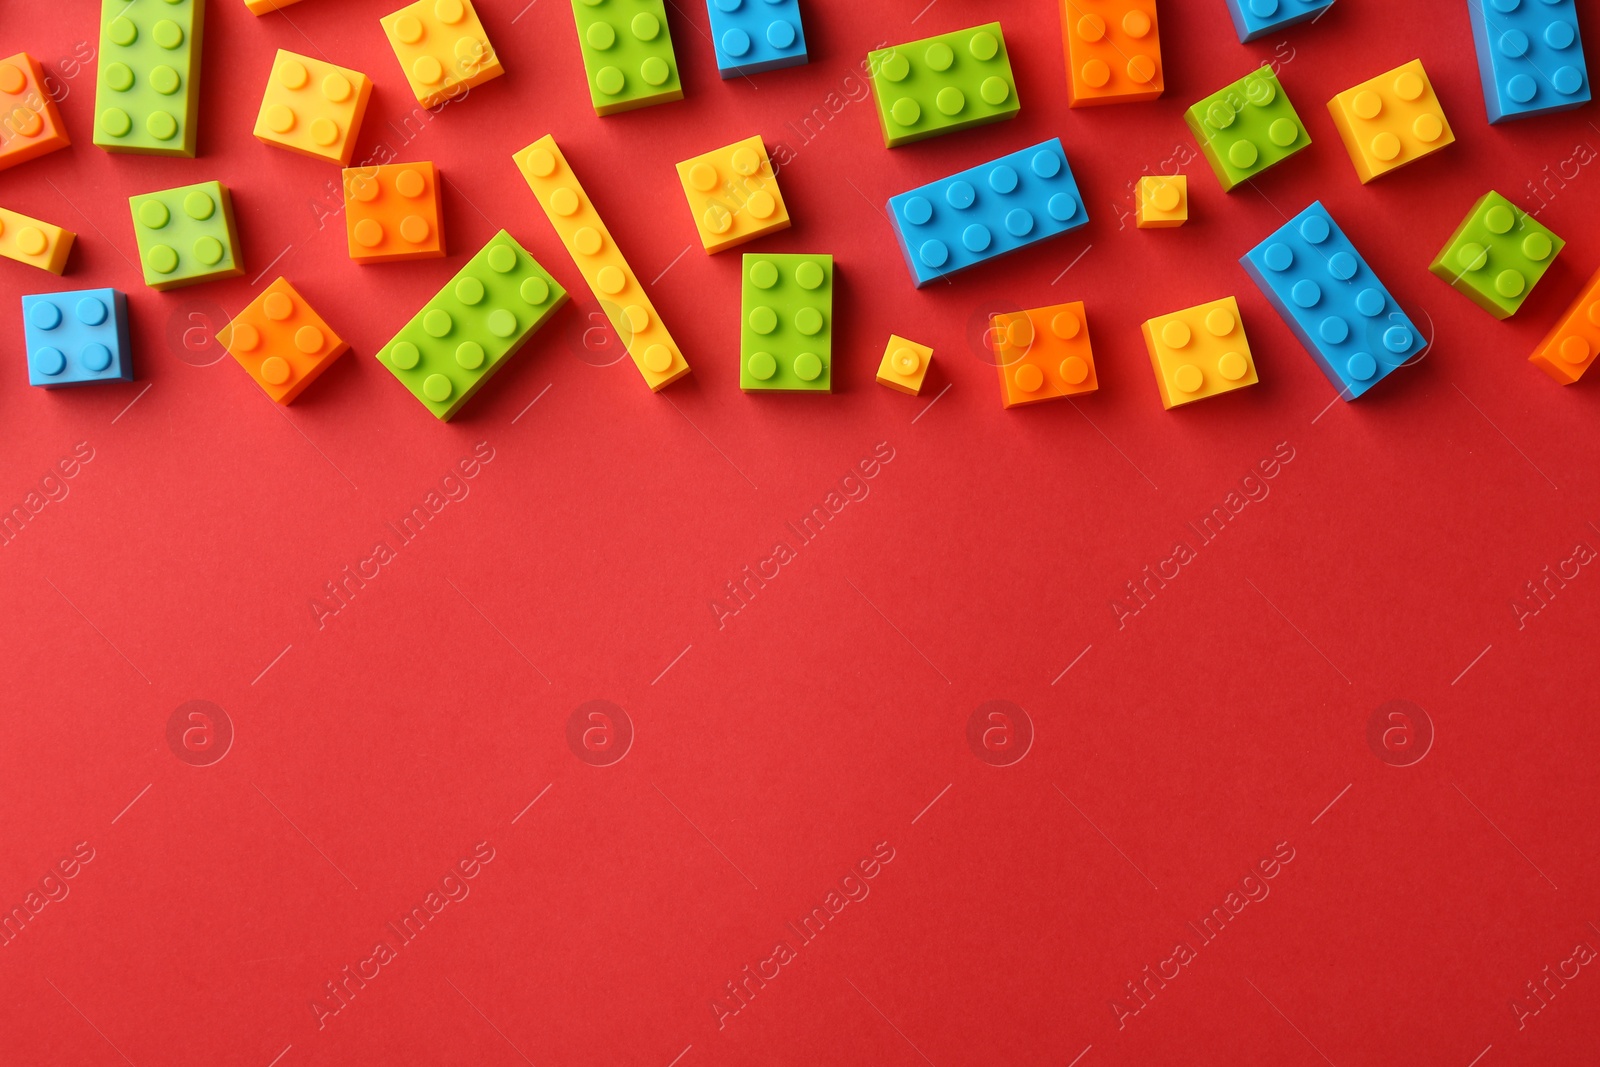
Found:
[1529,267,1600,385]
[0,53,71,172]
[342,161,445,263]
[990,301,1098,408]
[221,277,349,403]
[254,49,373,165]
[1061,0,1163,106]
[876,335,932,394]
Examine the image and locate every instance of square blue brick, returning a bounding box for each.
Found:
[707,0,808,77]
[22,288,133,388]
[1241,201,1425,400]
[887,138,1088,289]
[1468,0,1590,123]
[1223,0,1336,42]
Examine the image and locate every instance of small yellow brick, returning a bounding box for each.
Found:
[0,206,74,274]
[876,335,932,394]
[1136,175,1187,228]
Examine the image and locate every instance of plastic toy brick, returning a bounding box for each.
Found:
[246,0,304,12]
[1468,0,1589,123]
[1184,66,1311,193]
[1327,59,1454,183]
[220,278,348,404]
[0,207,75,274]
[1429,191,1564,319]
[380,0,503,108]
[254,50,372,166]
[376,231,568,420]
[128,180,242,291]
[1529,267,1600,384]
[740,254,832,392]
[991,302,1098,408]
[1060,0,1163,107]
[569,0,682,116]
[707,0,808,77]
[887,138,1088,289]
[1223,0,1334,43]
[1136,175,1186,228]
[94,0,205,157]
[514,135,691,391]
[343,161,445,263]
[0,54,71,172]
[1142,296,1258,409]
[876,335,932,395]
[1242,202,1425,401]
[675,136,790,254]
[21,289,132,388]
[867,23,1018,147]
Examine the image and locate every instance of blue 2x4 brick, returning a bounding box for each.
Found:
[1223,0,1335,43]
[707,0,808,77]
[1467,0,1590,122]
[887,138,1088,288]
[1241,201,1425,400]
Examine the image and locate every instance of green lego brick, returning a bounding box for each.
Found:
[128,180,242,290]
[1429,191,1564,320]
[570,0,682,116]
[740,253,833,392]
[94,0,205,156]
[376,231,569,420]
[1184,65,1310,192]
[867,22,1020,148]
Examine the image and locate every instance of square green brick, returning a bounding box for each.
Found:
[1430,191,1564,320]
[94,0,205,157]
[740,253,833,392]
[867,22,1020,148]
[377,230,569,420]
[570,0,682,116]
[128,180,243,291]
[1184,65,1310,192]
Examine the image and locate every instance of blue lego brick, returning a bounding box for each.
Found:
[887,138,1088,288]
[1240,201,1425,400]
[21,288,133,388]
[1468,0,1590,122]
[707,0,808,77]
[1223,0,1336,43]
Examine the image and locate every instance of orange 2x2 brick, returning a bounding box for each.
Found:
[991,302,1099,408]
[0,53,70,172]
[221,277,349,403]
[343,161,445,263]
[1060,0,1163,106]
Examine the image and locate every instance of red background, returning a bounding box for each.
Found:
[3,0,1600,1064]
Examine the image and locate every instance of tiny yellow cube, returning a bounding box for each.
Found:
[1327,59,1454,183]
[380,0,503,108]
[0,206,74,274]
[675,136,791,254]
[254,50,373,165]
[876,335,932,394]
[1136,175,1187,228]
[1141,296,1257,409]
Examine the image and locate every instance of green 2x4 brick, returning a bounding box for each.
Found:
[95,0,205,157]
[1430,191,1564,319]
[741,254,833,392]
[868,22,1019,147]
[570,0,682,116]
[1184,65,1310,192]
[128,180,242,290]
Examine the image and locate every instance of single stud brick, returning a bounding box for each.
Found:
[514,135,691,391]
[1242,201,1426,400]
[221,278,349,403]
[876,335,932,395]
[376,230,568,420]
[1185,65,1311,192]
[707,0,808,77]
[1430,191,1563,319]
[888,138,1088,288]
[1468,0,1589,123]
[94,0,205,157]
[128,180,244,290]
[1530,267,1600,384]
[0,54,71,172]
[0,207,75,274]
[1060,0,1163,107]
[1136,175,1187,228]
[380,0,503,108]
[22,288,133,388]
[343,161,445,263]
[740,253,832,392]
[570,0,682,116]
[991,302,1098,408]
[245,0,304,12]
[675,136,790,254]
[867,23,1019,147]
[1142,296,1258,409]
[254,50,373,165]
[1327,59,1454,183]
[1223,0,1334,43]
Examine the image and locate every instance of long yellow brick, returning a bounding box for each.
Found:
[0,206,74,273]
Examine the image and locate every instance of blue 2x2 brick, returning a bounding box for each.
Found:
[707,0,808,77]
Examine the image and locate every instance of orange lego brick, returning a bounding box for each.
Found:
[1060,0,1162,107]
[254,50,372,165]
[1327,59,1455,183]
[876,335,932,395]
[342,161,445,263]
[1136,175,1187,228]
[220,277,349,403]
[0,53,70,172]
[675,135,790,254]
[991,302,1098,408]
[1142,296,1258,409]
[0,206,74,274]
[1530,267,1600,385]
[380,0,503,108]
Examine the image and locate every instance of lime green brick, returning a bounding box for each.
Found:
[1184,65,1310,192]
[94,0,205,156]
[1430,191,1564,319]
[570,0,682,116]
[740,253,832,392]
[128,180,242,291]
[867,22,1019,148]
[377,231,569,420]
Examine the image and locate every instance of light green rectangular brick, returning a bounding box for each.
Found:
[867,23,1019,148]
[95,0,206,156]
[740,253,833,392]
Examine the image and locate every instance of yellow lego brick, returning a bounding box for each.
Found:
[254,50,373,165]
[513,135,690,392]
[380,0,503,108]
[245,0,304,12]
[1327,59,1455,184]
[1141,296,1258,409]
[1136,175,1187,228]
[675,135,790,255]
[0,206,74,274]
[876,334,932,394]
